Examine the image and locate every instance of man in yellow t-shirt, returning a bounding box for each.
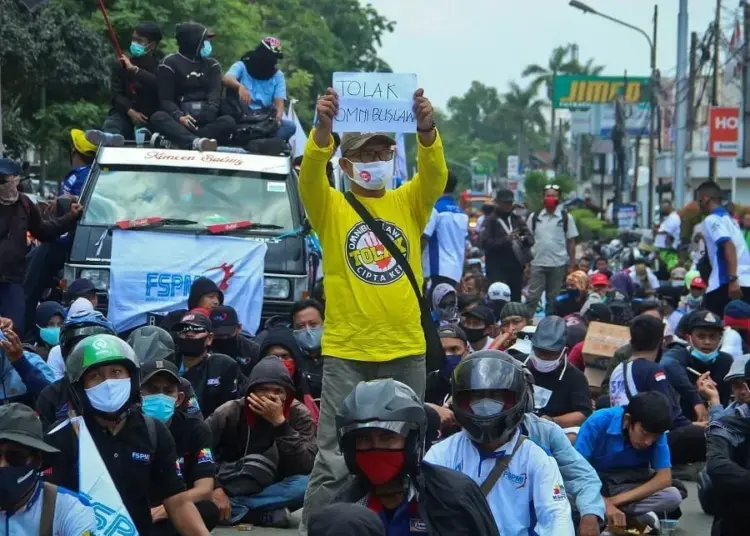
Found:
[298,87,448,529]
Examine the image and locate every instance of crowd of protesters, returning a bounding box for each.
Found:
[2,18,750,536]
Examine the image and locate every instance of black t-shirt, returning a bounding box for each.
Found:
[36,380,72,429]
[425,371,451,406]
[529,361,593,419]
[183,353,245,418]
[169,411,216,487]
[44,412,186,536]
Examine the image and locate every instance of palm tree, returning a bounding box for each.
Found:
[502,81,548,166]
[572,57,605,76]
[522,44,579,146]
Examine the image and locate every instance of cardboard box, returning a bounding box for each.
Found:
[584,366,607,389]
[582,321,630,370]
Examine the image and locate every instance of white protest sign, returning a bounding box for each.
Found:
[332,72,418,133]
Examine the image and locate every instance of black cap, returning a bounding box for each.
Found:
[67,278,96,298]
[690,310,724,331]
[140,359,181,386]
[438,324,468,342]
[210,305,239,337]
[0,403,59,454]
[531,315,567,352]
[172,311,213,333]
[461,306,496,326]
[495,189,514,203]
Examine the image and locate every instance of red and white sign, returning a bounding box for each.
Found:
[709,106,740,157]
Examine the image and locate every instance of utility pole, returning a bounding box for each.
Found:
[688,32,698,151]
[742,0,750,166]
[709,0,722,181]
[674,0,689,209]
[647,4,658,226]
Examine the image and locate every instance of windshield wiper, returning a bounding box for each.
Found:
[203,220,284,235]
[115,217,198,230]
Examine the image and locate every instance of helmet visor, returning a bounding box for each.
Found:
[453,356,526,394]
[339,420,412,438]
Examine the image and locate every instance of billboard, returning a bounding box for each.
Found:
[708,106,740,157]
[553,75,651,109]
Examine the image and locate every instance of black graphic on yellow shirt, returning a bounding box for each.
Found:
[345,220,409,285]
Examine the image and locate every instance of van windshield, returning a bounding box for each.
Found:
[81,165,295,231]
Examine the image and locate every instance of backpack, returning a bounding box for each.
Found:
[531,208,569,236]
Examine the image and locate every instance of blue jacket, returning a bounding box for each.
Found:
[60,165,90,197]
[520,413,605,521]
[0,351,55,404]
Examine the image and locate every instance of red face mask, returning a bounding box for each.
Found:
[544,195,559,210]
[282,358,296,377]
[355,450,406,485]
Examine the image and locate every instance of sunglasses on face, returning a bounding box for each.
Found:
[543,184,561,191]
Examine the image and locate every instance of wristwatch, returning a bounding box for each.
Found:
[417,121,436,133]
[728,275,739,283]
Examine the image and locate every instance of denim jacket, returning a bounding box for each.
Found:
[0,351,55,402]
[520,413,606,520]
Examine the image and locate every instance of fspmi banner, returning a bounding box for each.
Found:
[109,230,267,334]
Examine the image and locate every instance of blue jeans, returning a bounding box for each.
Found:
[228,475,308,525]
[0,282,25,334]
[274,119,296,141]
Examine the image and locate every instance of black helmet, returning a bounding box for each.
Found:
[336,379,426,479]
[452,351,530,444]
[127,326,176,364]
[59,311,116,360]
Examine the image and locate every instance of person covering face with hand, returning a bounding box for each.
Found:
[43,334,213,536]
[206,357,316,527]
[298,84,449,529]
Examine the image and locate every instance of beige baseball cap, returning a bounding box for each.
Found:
[339,132,396,156]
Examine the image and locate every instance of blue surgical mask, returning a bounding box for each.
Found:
[293,327,323,352]
[441,354,462,379]
[470,399,505,417]
[38,326,60,346]
[200,40,212,58]
[690,347,719,364]
[142,393,177,423]
[85,378,132,414]
[130,42,147,57]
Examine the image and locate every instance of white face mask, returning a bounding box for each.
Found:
[346,159,394,190]
[530,350,564,373]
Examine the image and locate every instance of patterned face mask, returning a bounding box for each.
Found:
[0,176,19,205]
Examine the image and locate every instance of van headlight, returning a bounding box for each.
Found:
[264,278,290,299]
[79,269,110,291]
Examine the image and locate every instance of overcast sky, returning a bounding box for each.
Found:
[375,0,734,110]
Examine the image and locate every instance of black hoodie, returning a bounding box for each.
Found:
[111,50,164,117]
[158,23,222,123]
[187,277,224,310]
[257,327,320,399]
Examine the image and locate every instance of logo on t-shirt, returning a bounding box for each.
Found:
[345,220,409,285]
[552,482,567,501]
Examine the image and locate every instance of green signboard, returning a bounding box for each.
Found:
[553,75,650,109]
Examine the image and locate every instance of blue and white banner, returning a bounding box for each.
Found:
[109,230,267,334]
[77,418,137,535]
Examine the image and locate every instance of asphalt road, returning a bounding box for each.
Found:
[213,482,713,535]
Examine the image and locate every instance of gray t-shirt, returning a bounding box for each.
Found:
[527,207,579,267]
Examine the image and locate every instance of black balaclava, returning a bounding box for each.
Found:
[243,42,279,80]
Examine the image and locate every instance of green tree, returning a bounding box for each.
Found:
[502,81,547,166]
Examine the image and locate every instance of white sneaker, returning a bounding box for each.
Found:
[192,138,218,152]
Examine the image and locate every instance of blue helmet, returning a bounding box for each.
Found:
[60,311,116,360]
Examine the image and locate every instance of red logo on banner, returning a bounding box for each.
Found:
[709,107,740,157]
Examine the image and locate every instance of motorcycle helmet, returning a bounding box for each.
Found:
[59,311,116,360]
[127,326,176,364]
[452,351,530,444]
[66,334,141,420]
[336,379,426,479]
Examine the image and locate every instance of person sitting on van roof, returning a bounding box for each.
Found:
[151,22,236,151]
[223,37,295,142]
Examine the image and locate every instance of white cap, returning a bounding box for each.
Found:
[488,282,511,302]
[66,297,94,320]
